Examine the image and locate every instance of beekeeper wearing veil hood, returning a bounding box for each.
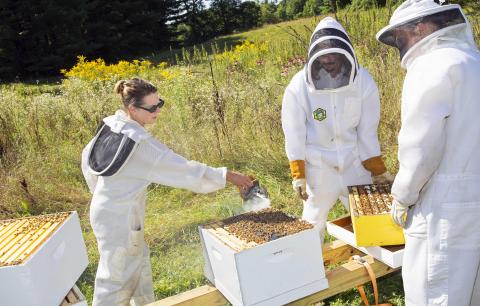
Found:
[81,78,253,306]
[377,0,480,304]
[281,17,393,239]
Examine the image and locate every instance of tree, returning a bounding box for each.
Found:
[285,0,307,19]
[210,0,241,35]
[275,0,288,21]
[83,0,178,60]
[303,0,322,16]
[176,10,219,44]
[260,1,279,24]
[0,0,88,79]
[237,2,262,30]
[0,0,180,80]
[175,0,212,44]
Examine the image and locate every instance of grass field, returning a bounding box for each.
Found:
[0,6,479,305]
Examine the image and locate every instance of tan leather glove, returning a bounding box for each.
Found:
[289,160,308,200]
[362,156,395,184]
[362,156,387,176]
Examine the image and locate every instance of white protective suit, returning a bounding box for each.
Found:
[81,110,226,306]
[282,17,383,237]
[377,1,480,305]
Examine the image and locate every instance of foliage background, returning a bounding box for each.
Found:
[2,0,478,80]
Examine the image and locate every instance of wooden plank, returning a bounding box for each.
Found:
[206,225,258,252]
[66,289,78,303]
[60,299,70,306]
[206,228,242,252]
[147,241,400,306]
[71,286,80,300]
[287,255,399,305]
[148,285,228,306]
[148,255,398,306]
[322,240,363,267]
[215,227,251,249]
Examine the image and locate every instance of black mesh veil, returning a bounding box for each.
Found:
[306,35,358,91]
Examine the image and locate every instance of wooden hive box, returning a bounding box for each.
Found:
[0,211,88,306]
[346,184,405,247]
[198,209,328,306]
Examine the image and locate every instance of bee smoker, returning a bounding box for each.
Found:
[240,180,270,212]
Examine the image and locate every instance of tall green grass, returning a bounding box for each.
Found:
[0,7,479,305]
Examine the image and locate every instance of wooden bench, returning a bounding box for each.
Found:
[148,240,400,306]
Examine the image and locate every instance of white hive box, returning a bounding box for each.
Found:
[326,216,404,268]
[199,210,329,306]
[0,211,89,306]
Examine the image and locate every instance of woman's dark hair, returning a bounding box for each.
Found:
[114,77,157,108]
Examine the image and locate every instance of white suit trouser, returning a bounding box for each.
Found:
[403,186,480,306]
[93,240,154,306]
[302,163,372,239]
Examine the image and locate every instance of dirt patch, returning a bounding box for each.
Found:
[221,208,313,244]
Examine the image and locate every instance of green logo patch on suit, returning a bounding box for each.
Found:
[313,108,327,121]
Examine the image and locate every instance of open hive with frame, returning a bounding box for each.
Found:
[199,208,328,306]
[203,208,314,250]
[347,184,405,246]
[0,211,88,306]
[0,212,70,267]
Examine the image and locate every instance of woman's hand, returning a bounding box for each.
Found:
[226,171,254,192]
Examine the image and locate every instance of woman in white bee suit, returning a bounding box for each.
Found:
[281,17,393,239]
[377,1,480,305]
[81,78,253,306]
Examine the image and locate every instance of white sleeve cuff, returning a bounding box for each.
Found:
[204,166,227,188]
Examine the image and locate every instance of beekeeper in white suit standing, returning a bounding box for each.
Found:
[282,17,393,239]
[377,0,480,305]
[81,77,253,306]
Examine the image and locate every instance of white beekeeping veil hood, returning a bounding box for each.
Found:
[305,17,359,92]
[376,0,473,60]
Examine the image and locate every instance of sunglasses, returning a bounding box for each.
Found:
[135,99,165,113]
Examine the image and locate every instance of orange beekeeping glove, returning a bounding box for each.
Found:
[289,160,305,179]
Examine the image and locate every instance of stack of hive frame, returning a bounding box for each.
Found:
[0,211,88,306]
[347,184,405,246]
[0,212,70,267]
